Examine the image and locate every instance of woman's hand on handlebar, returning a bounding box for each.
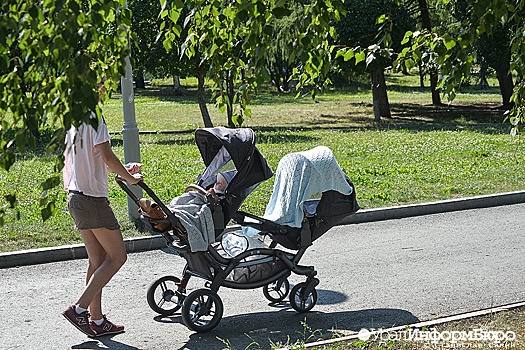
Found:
[128,173,143,185]
[117,172,143,185]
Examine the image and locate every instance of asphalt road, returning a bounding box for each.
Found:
[1,203,524,350]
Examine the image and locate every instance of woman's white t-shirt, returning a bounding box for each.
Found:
[63,116,111,198]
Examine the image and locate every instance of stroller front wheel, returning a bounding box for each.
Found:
[289,282,318,313]
[147,275,185,316]
[182,289,224,332]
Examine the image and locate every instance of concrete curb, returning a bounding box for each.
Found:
[1,190,524,269]
[339,190,525,225]
[0,235,167,269]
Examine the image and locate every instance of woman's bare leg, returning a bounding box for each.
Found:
[76,227,127,320]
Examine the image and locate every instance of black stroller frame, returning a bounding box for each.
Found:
[117,127,359,333]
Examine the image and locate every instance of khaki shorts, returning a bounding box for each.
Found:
[67,192,120,231]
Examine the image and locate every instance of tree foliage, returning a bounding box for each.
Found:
[334,0,414,77]
[447,0,513,107]
[333,0,414,121]
[265,7,303,93]
[159,0,344,126]
[394,0,525,134]
[0,0,131,224]
[5,0,525,227]
[129,0,170,82]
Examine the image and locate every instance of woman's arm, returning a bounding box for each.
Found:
[96,141,143,184]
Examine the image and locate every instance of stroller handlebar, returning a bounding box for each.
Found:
[114,176,166,211]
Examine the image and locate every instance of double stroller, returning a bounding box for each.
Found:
[117,127,359,332]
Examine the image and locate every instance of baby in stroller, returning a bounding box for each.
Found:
[137,170,238,252]
[138,170,237,233]
[209,171,236,196]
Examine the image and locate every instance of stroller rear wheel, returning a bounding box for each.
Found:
[182,289,224,332]
[289,282,318,313]
[147,276,185,316]
[263,278,290,303]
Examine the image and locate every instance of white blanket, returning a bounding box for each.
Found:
[262,146,353,228]
[168,192,215,252]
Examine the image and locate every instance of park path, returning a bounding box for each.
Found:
[1,203,524,349]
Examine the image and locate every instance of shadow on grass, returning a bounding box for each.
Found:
[26,87,512,154]
[251,101,511,135]
[119,78,510,125]
[131,86,203,104]
[130,80,503,104]
[389,102,508,124]
[111,128,322,146]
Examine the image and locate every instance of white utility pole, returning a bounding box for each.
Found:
[121,55,142,219]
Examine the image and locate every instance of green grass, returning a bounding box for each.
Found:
[0,73,523,253]
[294,306,525,349]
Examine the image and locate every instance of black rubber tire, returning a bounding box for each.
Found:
[181,289,224,332]
[146,275,184,316]
[289,282,318,313]
[263,278,290,302]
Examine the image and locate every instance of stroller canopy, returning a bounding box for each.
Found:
[263,146,353,228]
[195,127,273,211]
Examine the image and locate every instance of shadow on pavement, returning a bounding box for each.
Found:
[71,337,143,350]
[153,305,419,350]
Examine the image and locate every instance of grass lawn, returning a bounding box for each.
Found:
[0,73,523,253]
[299,305,525,349]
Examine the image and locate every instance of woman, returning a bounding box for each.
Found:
[61,106,143,338]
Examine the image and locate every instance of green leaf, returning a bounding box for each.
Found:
[41,176,61,191]
[355,50,366,64]
[405,58,415,70]
[376,14,388,25]
[5,195,16,209]
[401,31,413,45]
[237,9,249,22]
[443,38,456,50]
[41,202,56,222]
[343,49,355,61]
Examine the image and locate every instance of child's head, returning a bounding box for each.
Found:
[214,173,229,192]
[213,171,236,193]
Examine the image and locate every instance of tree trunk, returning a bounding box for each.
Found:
[371,69,391,122]
[418,0,442,105]
[478,63,490,89]
[135,70,145,89]
[270,69,283,93]
[172,76,182,95]
[419,64,425,88]
[496,69,514,108]
[226,73,235,127]
[283,63,293,91]
[197,73,213,127]
[429,69,442,105]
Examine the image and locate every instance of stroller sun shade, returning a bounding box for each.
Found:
[260,146,354,228]
[195,127,273,215]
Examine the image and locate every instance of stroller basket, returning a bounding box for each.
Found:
[212,242,289,283]
[227,256,287,284]
[179,250,213,279]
